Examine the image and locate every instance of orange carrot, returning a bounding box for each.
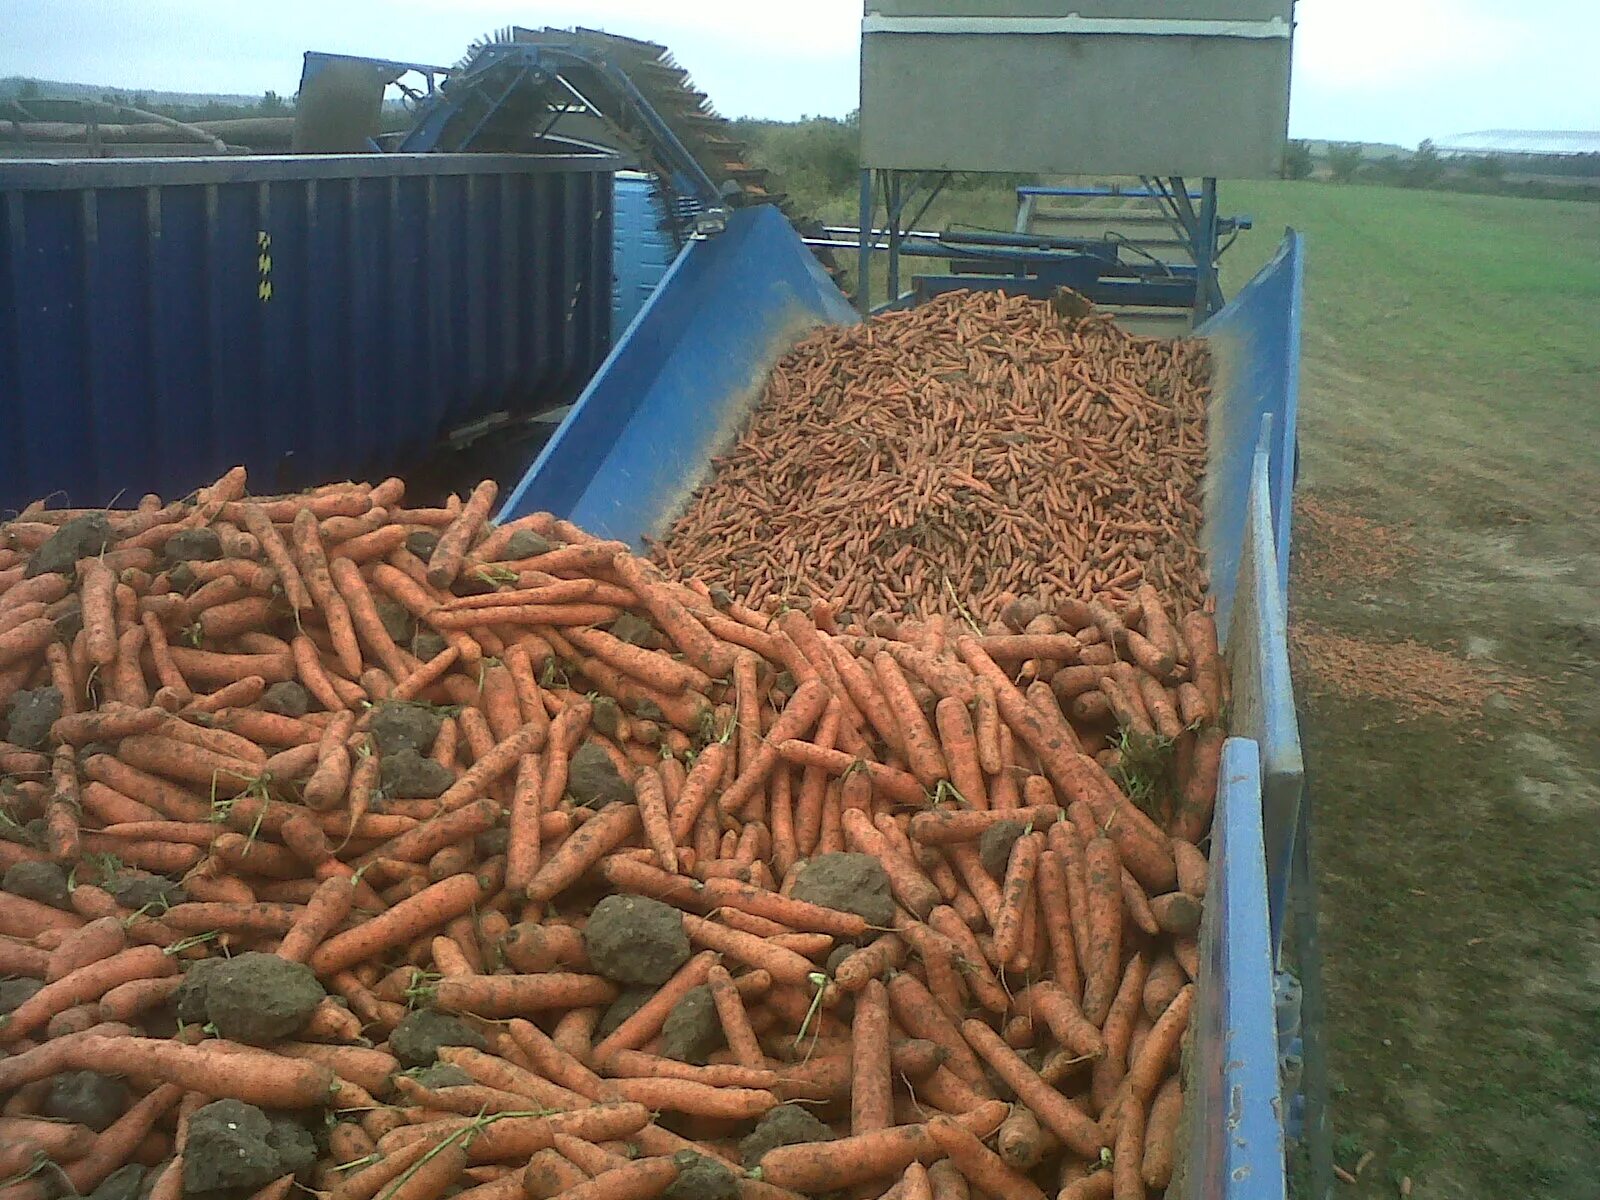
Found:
[1141,1076,1183,1190]
[960,1020,1105,1159]
[719,679,831,816]
[851,977,893,1135]
[757,1101,1007,1192]
[312,870,494,976]
[525,802,640,903]
[425,481,496,588]
[991,829,1041,965]
[592,950,717,1060]
[926,1114,1047,1200]
[79,558,118,666]
[538,1158,677,1200]
[873,653,948,787]
[433,973,617,1018]
[1080,835,1124,1026]
[1090,953,1151,1114]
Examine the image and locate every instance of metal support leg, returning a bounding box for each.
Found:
[1196,176,1220,319]
[855,168,875,316]
[886,171,903,306]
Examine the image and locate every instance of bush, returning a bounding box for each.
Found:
[1282,140,1314,180]
[1326,143,1364,183]
[1468,154,1505,181]
[1406,139,1445,188]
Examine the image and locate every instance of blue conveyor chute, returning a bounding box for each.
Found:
[503,205,1304,1199]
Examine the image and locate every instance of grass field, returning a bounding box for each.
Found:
[1221,182,1600,1198]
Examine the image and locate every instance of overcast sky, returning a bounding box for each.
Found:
[4,0,1597,149]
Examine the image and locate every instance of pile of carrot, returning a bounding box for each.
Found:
[651,289,1213,621]
[0,466,1227,1200]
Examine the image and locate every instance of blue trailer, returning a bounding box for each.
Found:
[502,205,1305,1199]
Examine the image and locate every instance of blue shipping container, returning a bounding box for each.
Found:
[0,153,617,512]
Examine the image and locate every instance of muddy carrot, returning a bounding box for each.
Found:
[312,870,493,976]
[758,1101,1007,1192]
[851,977,893,1135]
[926,1114,1048,1200]
[525,802,640,903]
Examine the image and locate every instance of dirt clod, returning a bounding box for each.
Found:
[665,1151,738,1200]
[0,977,44,1015]
[183,1100,315,1196]
[607,612,662,649]
[380,748,453,799]
[260,681,312,718]
[790,852,895,928]
[660,985,722,1065]
[567,741,634,808]
[584,894,690,986]
[2,859,71,908]
[410,1063,473,1089]
[389,1010,486,1068]
[104,871,184,912]
[203,952,325,1045]
[979,820,1027,880]
[503,530,553,560]
[175,957,229,1024]
[163,528,223,565]
[740,1104,835,1168]
[370,703,443,757]
[374,597,415,645]
[405,531,440,560]
[4,686,63,750]
[87,1164,145,1200]
[28,515,115,577]
[598,987,655,1040]
[590,695,624,738]
[43,1070,131,1131]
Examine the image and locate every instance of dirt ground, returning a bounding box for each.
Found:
[1263,187,1600,1194]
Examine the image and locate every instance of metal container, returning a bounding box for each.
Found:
[860,0,1293,176]
[0,153,616,512]
[612,172,675,337]
[502,209,1304,1197]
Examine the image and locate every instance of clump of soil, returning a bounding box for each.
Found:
[183,1100,316,1196]
[201,952,325,1044]
[412,632,448,661]
[375,597,415,644]
[665,1151,738,1200]
[740,1104,835,1167]
[176,957,229,1024]
[371,703,443,756]
[381,749,453,798]
[590,696,625,738]
[2,860,70,908]
[163,527,223,565]
[42,1070,130,1131]
[660,986,722,1065]
[4,686,63,750]
[790,853,895,927]
[389,1010,486,1068]
[410,1063,473,1089]
[568,741,634,808]
[503,530,552,560]
[87,1164,145,1200]
[608,612,662,649]
[260,681,311,717]
[979,819,1027,880]
[0,978,44,1015]
[598,988,654,1040]
[406,531,440,559]
[584,894,690,986]
[104,871,185,912]
[28,515,115,577]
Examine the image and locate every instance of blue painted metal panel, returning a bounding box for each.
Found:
[0,154,615,512]
[1199,230,1304,629]
[499,204,857,538]
[612,174,674,338]
[1222,431,1305,957]
[1188,737,1288,1200]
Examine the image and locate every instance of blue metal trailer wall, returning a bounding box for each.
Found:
[0,154,616,513]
